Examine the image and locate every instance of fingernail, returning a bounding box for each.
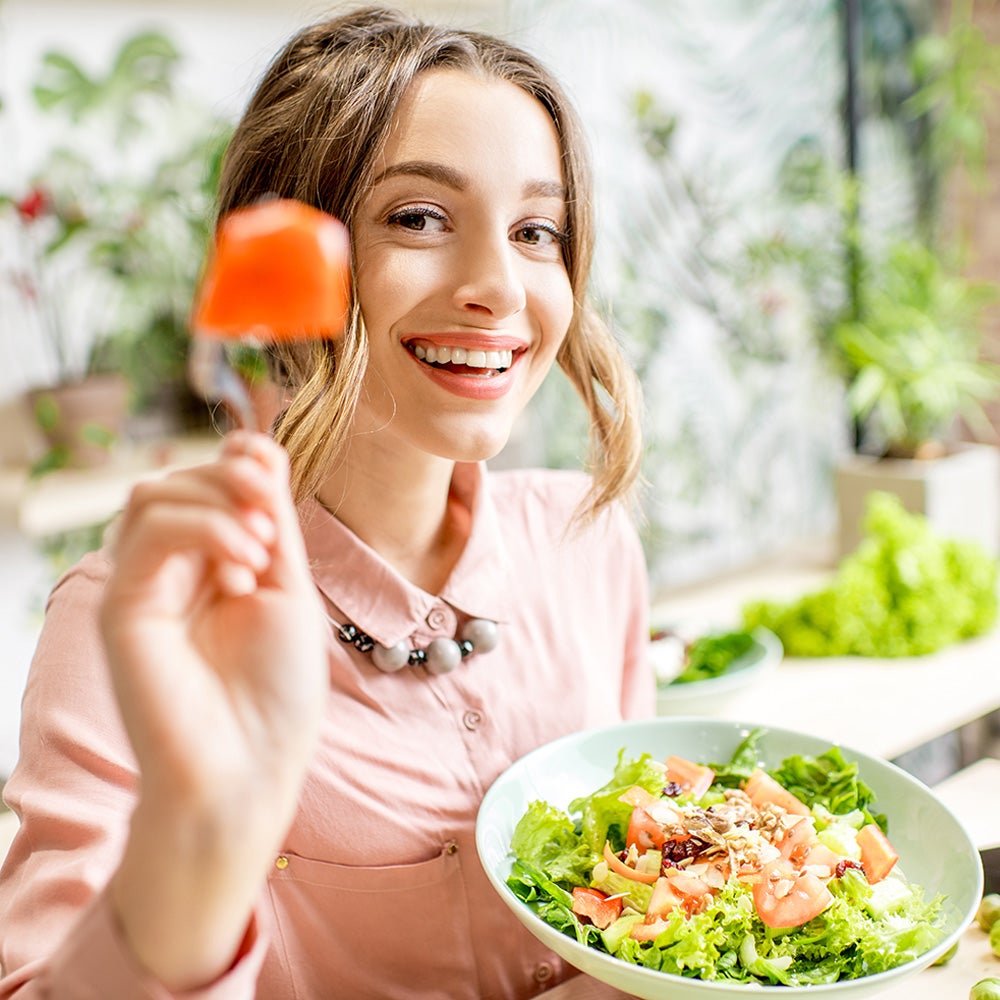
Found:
[245,510,276,545]
[220,563,258,596]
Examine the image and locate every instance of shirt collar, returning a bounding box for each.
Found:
[299,462,513,648]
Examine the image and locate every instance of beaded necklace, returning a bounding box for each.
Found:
[325,612,499,675]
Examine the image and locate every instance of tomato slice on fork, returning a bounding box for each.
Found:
[192,198,351,339]
[188,198,352,427]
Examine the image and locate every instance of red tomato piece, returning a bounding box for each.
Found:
[619,785,658,809]
[646,875,685,918]
[744,769,811,816]
[626,805,667,852]
[856,823,899,883]
[192,199,351,341]
[630,917,670,941]
[777,819,842,876]
[663,868,714,914]
[777,817,816,862]
[663,868,713,899]
[752,859,833,928]
[663,755,715,799]
[571,887,624,929]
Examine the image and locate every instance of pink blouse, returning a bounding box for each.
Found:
[0,463,653,998]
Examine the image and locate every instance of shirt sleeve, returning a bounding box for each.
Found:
[0,553,267,999]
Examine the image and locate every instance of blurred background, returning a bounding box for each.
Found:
[0,0,998,779]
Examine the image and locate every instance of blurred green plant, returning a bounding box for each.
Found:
[742,491,998,657]
[832,239,999,456]
[905,0,1000,242]
[764,2,1000,458]
[1,30,232,422]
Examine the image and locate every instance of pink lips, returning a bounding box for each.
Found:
[404,334,525,401]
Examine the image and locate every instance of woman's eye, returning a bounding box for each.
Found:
[387,207,446,232]
[513,223,565,248]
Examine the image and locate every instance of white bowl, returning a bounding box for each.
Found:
[476,717,982,1000]
[655,628,782,716]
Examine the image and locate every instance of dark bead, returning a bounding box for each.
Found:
[458,640,474,658]
[408,649,427,666]
[338,623,358,643]
[354,633,375,653]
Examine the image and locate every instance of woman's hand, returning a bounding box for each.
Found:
[100,431,328,989]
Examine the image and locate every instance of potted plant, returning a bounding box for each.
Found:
[832,239,999,555]
[831,3,1000,558]
[1,30,232,470]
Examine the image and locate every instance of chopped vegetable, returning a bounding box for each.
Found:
[507,730,946,986]
[670,630,756,684]
[972,977,1000,1000]
[979,893,1000,932]
[742,492,998,657]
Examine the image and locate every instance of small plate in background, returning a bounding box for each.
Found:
[654,626,783,716]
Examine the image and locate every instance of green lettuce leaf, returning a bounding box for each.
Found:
[569,748,668,852]
[769,746,887,829]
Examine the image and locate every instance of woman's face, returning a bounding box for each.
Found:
[351,68,575,464]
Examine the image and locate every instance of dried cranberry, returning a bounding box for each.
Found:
[662,838,700,864]
[835,859,865,878]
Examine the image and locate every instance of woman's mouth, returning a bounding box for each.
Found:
[409,343,513,377]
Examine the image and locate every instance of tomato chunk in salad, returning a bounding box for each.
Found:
[584,753,902,937]
[571,887,623,929]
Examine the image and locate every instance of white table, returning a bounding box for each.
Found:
[0,434,221,537]
[651,545,1000,762]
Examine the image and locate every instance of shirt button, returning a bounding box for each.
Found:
[533,961,554,984]
[427,606,449,630]
[462,709,482,731]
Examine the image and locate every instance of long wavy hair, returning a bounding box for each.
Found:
[217,4,643,518]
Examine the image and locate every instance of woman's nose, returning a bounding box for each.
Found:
[451,228,527,319]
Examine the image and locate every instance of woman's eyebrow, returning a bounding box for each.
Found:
[373,160,468,189]
[523,179,566,201]
[372,161,566,202]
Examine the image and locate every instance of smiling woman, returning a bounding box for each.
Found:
[342,68,576,474]
[0,6,652,1000]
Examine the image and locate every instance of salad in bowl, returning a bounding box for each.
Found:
[476,718,981,1000]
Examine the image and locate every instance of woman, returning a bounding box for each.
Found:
[0,7,652,998]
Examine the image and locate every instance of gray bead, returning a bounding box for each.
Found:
[370,640,410,673]
[425,638,462,675]
[461,618,498,654]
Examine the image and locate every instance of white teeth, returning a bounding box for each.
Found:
[411,344,514,370]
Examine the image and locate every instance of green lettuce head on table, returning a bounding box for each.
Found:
[742,492,998,657]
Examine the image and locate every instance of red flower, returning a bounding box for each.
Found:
[15,187,50,222]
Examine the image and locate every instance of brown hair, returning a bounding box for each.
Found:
[217,4,643,518]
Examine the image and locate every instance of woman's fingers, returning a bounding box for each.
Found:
[106,438,280,592]
[218,432,312,591]
[107,431,312,607]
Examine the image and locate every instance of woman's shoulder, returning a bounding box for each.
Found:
[487,466,592,510]
[486,467,637,542]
